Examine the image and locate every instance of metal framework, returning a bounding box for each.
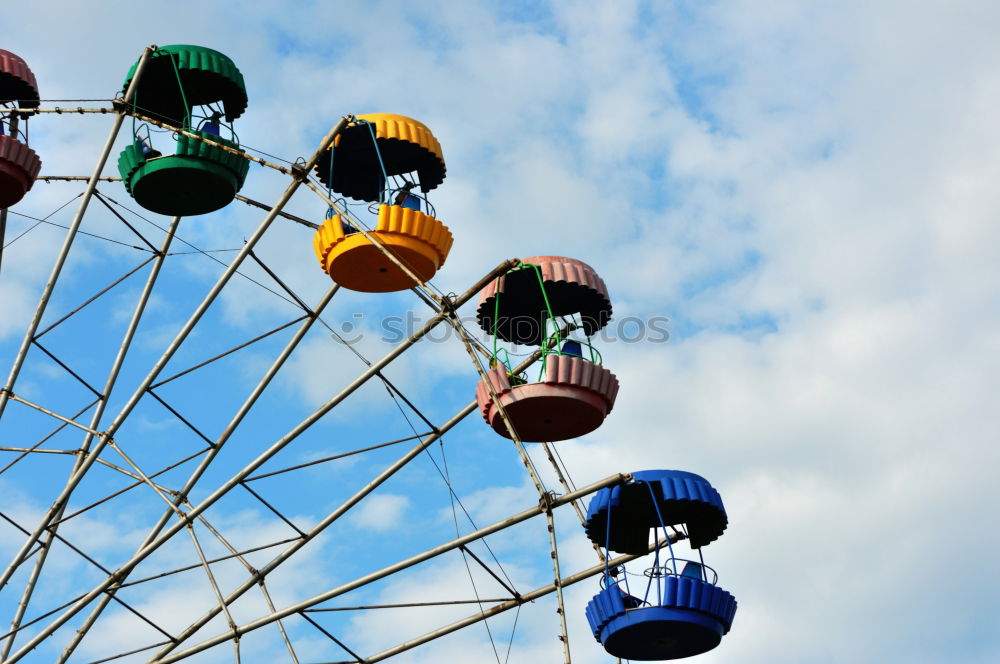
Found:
[0,45,634,664]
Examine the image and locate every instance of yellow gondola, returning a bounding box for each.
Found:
[313,203,453,292]
[313,113,452,292]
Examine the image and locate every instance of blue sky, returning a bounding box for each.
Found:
[1,1,999,662]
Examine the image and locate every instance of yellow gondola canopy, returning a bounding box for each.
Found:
[313,203,453,293]
[315,113,446,203]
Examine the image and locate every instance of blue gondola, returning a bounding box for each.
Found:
[583,470,737,660]
[585,571,737,660]
[585,469,728,554]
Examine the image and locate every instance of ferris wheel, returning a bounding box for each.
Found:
[0,44,737,663]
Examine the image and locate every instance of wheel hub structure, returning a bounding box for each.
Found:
[0,44,678,664]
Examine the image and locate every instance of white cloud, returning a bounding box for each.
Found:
[3,1,1000,663]
[348,493,411,533]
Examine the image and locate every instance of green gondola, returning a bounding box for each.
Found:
[116,45,250,216]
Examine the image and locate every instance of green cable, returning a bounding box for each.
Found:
[167,51,192,129]
[130,91,137,140]
[530,263,557,341]
[527,263,557,378]
[492,277,502,367]
[490,264,599,383]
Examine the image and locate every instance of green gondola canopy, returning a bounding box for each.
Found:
[121,45,248,127]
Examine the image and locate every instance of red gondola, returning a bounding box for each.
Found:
[0,49,41,209]
[475,256,618,441]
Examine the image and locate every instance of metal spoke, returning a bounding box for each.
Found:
[153,474,630,663]
[0,49,155,596]
[189,510,301,664]
[0,512,177,646]
[33,256,156,340]
[0,47,616,664]
[244,431,431,481]
[93,190,160,253]
[149,315,309,389]
[303,599,512,612]
[30,340,105,397]
[353,537,678,664]
[54,282,340,662]
[3,394,103,436]
[49,447,210,527]
[299,612,364,662]
[148,260,519,659]
[0,209,180,657]
[0,399,98,476]
[21,118,354,664]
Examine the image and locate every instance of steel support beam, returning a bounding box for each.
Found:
[156,473,633,663]
[0,45,155,420]
[4,256,514,663]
